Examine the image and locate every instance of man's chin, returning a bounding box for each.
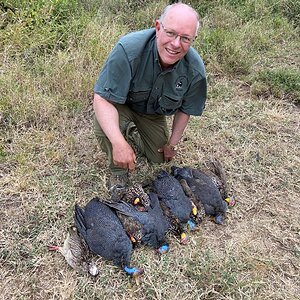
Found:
[161,57,179,68]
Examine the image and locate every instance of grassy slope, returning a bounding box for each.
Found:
[0,0,299,299]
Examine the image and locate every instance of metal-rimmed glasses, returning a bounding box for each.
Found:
[160,23,196,44]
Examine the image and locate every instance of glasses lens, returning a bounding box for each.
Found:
[161,23,194,44]
[181,36,192,44]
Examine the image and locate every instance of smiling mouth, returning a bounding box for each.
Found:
[166,48,180,55]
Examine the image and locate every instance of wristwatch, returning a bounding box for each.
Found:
[166,142,177,151]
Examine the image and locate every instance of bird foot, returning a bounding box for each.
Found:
[48,245,59,251]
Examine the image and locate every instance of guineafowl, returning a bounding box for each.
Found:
[152,170,199,244]
[74,197,143,277]
[106,192,170,254]
[172,163,229,224]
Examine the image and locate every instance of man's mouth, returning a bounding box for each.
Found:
[166,48,180,56]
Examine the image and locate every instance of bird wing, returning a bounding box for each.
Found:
[154,174,192,222]
[74,198,133,268]
[107,198,169,249]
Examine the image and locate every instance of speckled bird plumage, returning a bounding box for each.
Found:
[172,160,228,224]
[198,158,229,200]
[106,192,169,250]
[152,170,195,240]
[74,197,134,270]
[111,183,150,208]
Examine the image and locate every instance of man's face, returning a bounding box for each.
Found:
[155,7,197,69]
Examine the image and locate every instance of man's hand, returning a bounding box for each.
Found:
[112,141,136,171]
[158,144,177,162]
[158,111,189,162]
[93,94,136,171]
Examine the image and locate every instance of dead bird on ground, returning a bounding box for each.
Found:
[172,159,235,225]
[110,182,150,210]
[74,197,143,278]
[200,158,236,206]
[48,226,99,276]
[152,170,200,244]
[106,191,170,254]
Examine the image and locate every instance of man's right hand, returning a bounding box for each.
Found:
[112,141,136,171]
[93,94,136,171]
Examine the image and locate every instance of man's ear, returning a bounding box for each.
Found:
[155,20,161,34]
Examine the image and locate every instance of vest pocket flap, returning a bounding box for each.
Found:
[158,94,182,109]
[127,90,151,103]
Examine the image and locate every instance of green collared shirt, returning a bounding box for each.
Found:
[94,28,207,116]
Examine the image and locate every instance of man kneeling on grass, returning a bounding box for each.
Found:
[93,2,207,192]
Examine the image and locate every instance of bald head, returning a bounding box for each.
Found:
[159,3,200,36]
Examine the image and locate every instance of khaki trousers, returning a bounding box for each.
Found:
[94,103,169,175]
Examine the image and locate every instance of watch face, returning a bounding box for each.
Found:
[167,143,177,151]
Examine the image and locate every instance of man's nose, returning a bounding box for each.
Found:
[171,35,181,47]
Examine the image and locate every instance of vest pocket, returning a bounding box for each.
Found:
[154,94,182,115]
[127,90,151,112]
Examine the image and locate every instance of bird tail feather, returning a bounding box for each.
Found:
[105,201,137,218]
[74,204,87,237]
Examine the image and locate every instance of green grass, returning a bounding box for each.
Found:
[252,68,300,104]
[1,0,299,299]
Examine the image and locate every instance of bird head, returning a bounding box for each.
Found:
[214,214,225,225]
[123,183,150,210]
[180,232,189,245]
[225,196,236,207]
[171,166,193,180]
[157,243,169,255]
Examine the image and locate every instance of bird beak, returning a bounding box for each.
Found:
[192,206,197,216]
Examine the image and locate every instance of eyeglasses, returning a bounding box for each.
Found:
[160,23,195,44]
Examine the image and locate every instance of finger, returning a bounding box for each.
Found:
[113,160,127,169]
[128,162,136,171]
[128,155,136,171]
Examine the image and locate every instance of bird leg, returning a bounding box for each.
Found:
[48,245,60,251]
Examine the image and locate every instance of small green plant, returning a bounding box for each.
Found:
[252,69,300,104]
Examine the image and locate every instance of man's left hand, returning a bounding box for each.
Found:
[158,144,177,162]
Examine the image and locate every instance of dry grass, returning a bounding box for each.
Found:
[1,0,299,299]
[1,82,299,300]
